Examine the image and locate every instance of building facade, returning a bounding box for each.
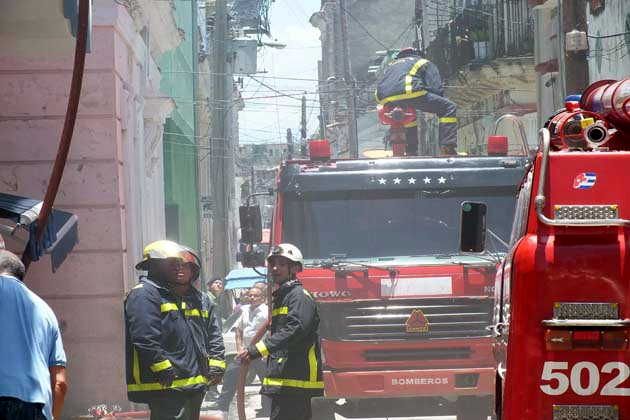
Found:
[0,0,221,414]
[314,0,539,156]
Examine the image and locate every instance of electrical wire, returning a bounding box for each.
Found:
[247,75,306,101]
[338,3,389,50]
[587,31,630,39]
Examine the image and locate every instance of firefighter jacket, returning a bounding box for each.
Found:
[124,278,226,403]
[248,280,324,397]
[375,56,444,104]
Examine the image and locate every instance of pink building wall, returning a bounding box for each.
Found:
[0,1,173,415]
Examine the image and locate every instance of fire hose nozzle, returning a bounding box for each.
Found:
[584,123,610,148]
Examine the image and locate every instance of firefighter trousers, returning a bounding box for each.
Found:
[399,92,458,149]
[147,390,204,420]
[269,394,313,420]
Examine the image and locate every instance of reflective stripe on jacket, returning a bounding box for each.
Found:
[375,57,444,104]
[124,278,225,402]
[248,280,324,397]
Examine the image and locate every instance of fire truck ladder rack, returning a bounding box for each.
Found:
[535,128,630,227]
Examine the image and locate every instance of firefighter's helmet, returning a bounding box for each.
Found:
[396,47,423,59]
[179,246,202,282]
[267,243,303,270]
[135,240,185,270]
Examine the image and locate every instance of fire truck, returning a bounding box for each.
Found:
[240,108,531,418]
[479,78,630,419]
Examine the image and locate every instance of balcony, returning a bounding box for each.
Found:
[426,0,535,79]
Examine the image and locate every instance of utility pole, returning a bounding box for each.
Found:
[286,128,293,159]
[250,166,255,195]
[338,0,359,158]
[561,0,589,95]
[318,115,325,140]
[211,0,230,276]
[413,0,422,51]
[300,95,307,156]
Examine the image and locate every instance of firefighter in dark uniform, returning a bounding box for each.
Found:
[237,243,323,420]
[125,240,226,420]
[376,48,458,155]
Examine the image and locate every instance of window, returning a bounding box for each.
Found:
[283,187,517,260]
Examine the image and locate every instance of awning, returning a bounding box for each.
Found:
[0,192,78,271]
[224,267,267,290]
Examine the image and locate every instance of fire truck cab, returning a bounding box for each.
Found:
[241,128,531,418]
[477,79,630,419]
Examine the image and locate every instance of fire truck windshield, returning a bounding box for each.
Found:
[283,188,515,260]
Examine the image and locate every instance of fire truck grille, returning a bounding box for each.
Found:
[553,302,618,320]
[552,405,619,420]
[363,347,472,361]
[553,204,619,220]
[318,298,493,341]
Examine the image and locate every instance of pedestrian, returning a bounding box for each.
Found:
[125,240,226,420]
[237,244,323,420]
[206,277,232,321]
[253,281,267,298]
[217,287,270,418]
[376,47,459,156]
[0,249,68,420]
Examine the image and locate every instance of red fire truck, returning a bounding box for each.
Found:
[481,79,630,419]
[241,117,530,418]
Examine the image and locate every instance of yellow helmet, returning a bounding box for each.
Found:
[135,240,185,270]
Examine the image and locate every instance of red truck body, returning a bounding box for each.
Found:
[494,79,630,419]
[268,149,529,416]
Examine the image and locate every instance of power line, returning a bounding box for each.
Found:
[587,31,630,39]
[338,3,389,50]
[247,75,305,101]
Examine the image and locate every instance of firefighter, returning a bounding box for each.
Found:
[125,240,226,420]
[376,48,458,155]
[237,243,323,420]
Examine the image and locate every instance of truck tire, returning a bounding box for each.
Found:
[456,396,493,420]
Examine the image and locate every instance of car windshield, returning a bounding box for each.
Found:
[283,188,516,260]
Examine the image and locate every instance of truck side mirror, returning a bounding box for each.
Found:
[460,202,487,253]
[239,205,262,244]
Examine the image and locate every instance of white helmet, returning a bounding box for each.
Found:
[267,243,303,268]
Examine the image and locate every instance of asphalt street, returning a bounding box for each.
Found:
[202,385,470,420]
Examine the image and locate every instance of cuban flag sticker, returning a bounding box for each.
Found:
[573,172,597,189]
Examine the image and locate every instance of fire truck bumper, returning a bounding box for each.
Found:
[323,367,495,398]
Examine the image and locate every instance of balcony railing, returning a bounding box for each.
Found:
[426,0,534,79]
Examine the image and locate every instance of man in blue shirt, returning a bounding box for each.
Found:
[0,250,68,420]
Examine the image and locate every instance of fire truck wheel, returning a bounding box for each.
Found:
[455,396,493,420]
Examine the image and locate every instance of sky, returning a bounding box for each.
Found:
[238,0,323,145]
